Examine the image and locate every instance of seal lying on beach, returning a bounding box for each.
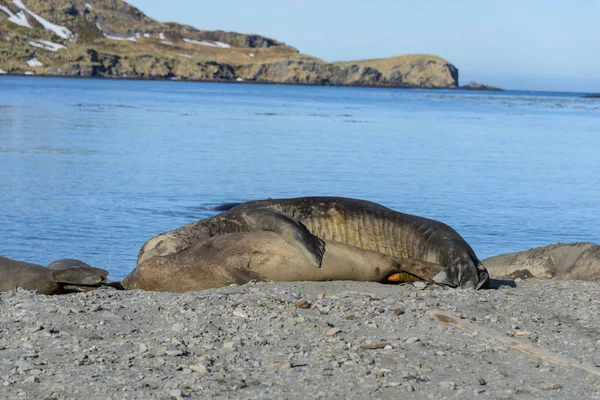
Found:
[0,256,112,295]
[483,242,600,281]
[138,197,489,289]
[124,231,445,292]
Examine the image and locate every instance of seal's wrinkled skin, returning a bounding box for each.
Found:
[138,197,489,289]
[124,231,445,292]
[0,256,111,295]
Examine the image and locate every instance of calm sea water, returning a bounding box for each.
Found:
[1,76,599,279]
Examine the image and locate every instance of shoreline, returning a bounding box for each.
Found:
[0,72,504,92]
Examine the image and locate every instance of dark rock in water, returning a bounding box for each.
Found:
[461,81,503,91]
[483,242,600,281]
[584,93,600,98]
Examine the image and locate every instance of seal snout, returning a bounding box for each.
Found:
[433,262,490,290]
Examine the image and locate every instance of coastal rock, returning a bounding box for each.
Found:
[461,81,503,91]
[0,0,462,88]
[483,242,600,281]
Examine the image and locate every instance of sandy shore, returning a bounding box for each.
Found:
[1,279,599,399]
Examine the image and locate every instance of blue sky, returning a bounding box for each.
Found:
[128,0,600,92]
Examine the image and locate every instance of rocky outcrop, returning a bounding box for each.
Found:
[0,0,461,88]
[462,81,502,91]
[483,242,600,281]
[334,55,459,88]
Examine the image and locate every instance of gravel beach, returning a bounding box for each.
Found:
[1,279,599,399]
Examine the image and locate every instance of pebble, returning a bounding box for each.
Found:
[440,381,456,390]
[296,299,311,309]
[327,328,341,336]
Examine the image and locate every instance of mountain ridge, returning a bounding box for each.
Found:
[0,0,462,88]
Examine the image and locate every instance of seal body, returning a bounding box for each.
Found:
[124,231,445,292]
[137,197,489,289]
[483,242,600,281]
[0,256,110,294]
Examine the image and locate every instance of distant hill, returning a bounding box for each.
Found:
[0,0,460,88]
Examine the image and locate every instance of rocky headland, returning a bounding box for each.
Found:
[0,0,467,88]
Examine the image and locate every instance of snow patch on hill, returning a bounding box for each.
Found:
[13,0,73,39]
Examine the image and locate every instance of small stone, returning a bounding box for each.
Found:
[393,309,404,316]
[296,299,311,309]
[136,343,148,353]
[165,350,183,356]
[359,343,390,350]
[22,376,37,384]
[317,292,325,300]
[409,292,417,298]
[233,310,248,319]
[190,363,207,374]
[406,337,420,344]
[478,378,487,386]
[171,323,184,332]
[223,342,236,349]
[327,328,341,336]
[413,282,428,290]
[440,381,456,390]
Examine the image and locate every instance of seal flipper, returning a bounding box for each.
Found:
[240,208,326,267]
[383,258,445,283]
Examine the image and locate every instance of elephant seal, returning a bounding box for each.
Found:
[483,242,600,281]
[138,197,489,289]
[124,231,445,292]
[0,256,111,295]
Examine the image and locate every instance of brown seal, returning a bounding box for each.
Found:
[483,242,600,281]
[137,197,489,289]
[124,231,445,292]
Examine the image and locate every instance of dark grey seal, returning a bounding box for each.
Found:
[0,256,111,295]
[138,197,489,289]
